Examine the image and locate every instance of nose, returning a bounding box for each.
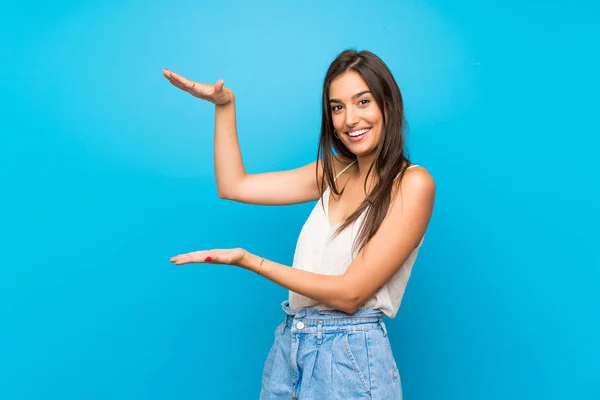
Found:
[345,107,359,128]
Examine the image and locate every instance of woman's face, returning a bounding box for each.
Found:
[329,71,383,157]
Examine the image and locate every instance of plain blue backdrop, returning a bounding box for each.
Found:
[1,0,598,399]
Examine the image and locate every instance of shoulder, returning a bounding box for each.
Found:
[402,165,435,189]
[392,165,436,205]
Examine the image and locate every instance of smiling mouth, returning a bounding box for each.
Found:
[347,128,371,138]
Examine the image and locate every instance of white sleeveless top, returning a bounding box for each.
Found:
[288,161,424,318]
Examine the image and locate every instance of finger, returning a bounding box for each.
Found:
[163,69,183,84]
[173,254,196,265]
[163,69,189,89]
[214,79,225,92]
[170,252,199,263]
[165,74,191,91]
[165,69,184,82]
[171,251,212,265]
[170,254,185,262]
[170,254,188,263]
[168,70,196,91]
[167,78,187,91]
[175,256,192,265]
[164,73,188,90]
[167,75,207,95]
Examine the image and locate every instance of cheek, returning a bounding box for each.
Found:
[366,109,383,126]
[367,111,383,139]
[331,115,344,129]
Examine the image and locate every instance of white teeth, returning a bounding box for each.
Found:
[348,128,370,137]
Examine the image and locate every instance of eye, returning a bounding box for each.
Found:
[359,99,370,106]
[331,105,343,112]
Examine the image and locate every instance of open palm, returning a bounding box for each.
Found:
[163,68,231,105]
[170,248,247,266]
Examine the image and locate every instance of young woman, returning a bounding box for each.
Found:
[164,50,435,399]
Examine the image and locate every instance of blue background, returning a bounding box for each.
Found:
[1,0,598,399]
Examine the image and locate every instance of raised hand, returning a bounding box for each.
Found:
[163,68,232,106]
[170,248,247,266]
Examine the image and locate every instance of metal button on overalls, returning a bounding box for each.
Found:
[296,321,305,329]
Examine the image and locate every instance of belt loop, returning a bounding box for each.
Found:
[378,319,387,337]
[317,321,323,345]
[282,315,288,334]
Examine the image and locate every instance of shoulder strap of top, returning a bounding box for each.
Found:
[332,161,419,184]
[334,160,357,181]
[394,164,420,181]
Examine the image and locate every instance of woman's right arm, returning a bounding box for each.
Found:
[164,69,331,206]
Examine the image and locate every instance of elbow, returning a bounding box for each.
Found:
[340,305,358,315]
[217,189,230,200]
[336,277,366,315]
[340,303,359,315]
[338,293,362,315]
[217,176,245,201]
[217,186,237,200]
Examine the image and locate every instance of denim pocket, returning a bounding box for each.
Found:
[342,331,372,394]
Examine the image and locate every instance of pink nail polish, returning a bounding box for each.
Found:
[205,256,212,261]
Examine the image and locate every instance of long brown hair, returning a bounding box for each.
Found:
[316,49,412,257]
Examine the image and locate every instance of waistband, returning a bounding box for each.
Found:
[280,300,388,336]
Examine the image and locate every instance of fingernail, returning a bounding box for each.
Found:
[205,256,212,261]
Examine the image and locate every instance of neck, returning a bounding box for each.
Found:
[351,153,378,190]
[355,151,376,176]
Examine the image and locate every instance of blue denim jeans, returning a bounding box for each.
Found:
[260,300,402,400]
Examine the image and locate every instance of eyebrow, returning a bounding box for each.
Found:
[329,90,371,104]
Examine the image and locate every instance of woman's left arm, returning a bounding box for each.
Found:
[171,169,436,314]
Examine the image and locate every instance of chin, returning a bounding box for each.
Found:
[354,148,376,158]
[346,140,378,156]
